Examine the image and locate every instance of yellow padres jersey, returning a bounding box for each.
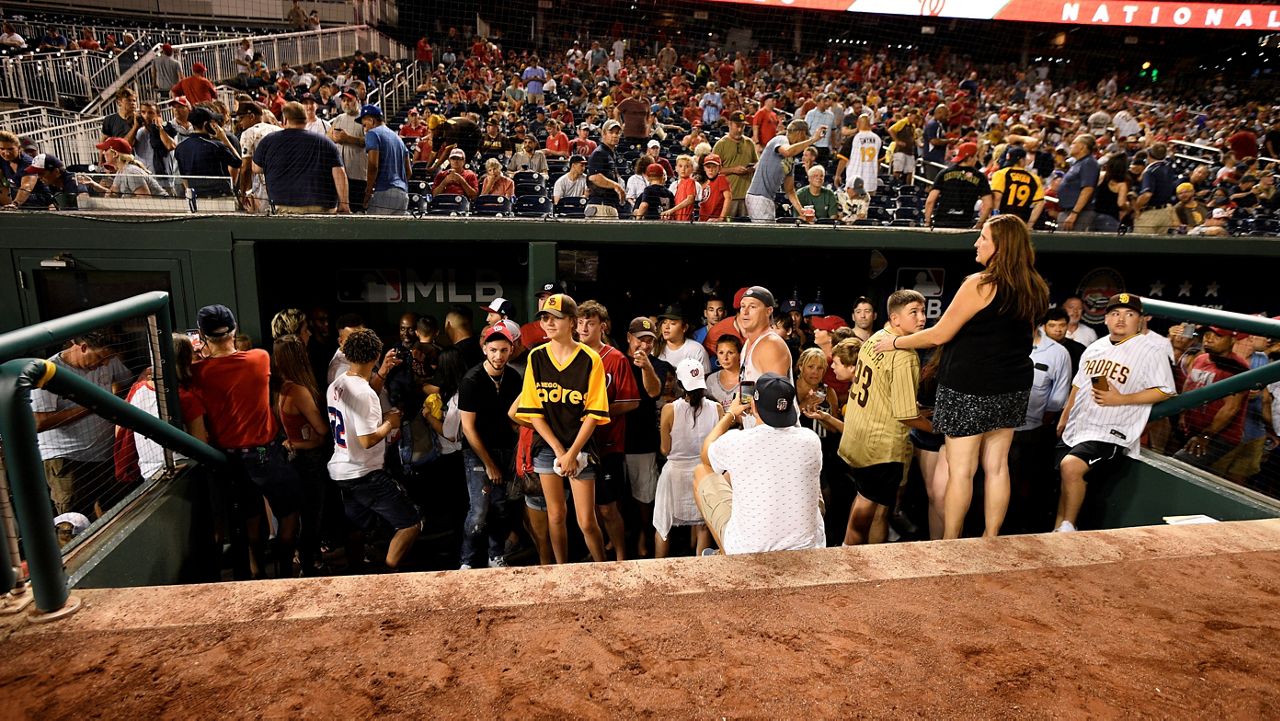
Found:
[516,342,610,448]
[837,329,921,468]
[989,166,1044,222]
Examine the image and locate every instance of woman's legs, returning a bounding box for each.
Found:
[570,476,606,562]
[695,525,712,555]
[942,435,983,539]
[539,473,570,563]
[654,531,670,558]
[979,428,1016,537]
[918,448,946,540]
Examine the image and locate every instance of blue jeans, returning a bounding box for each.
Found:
[460,448,512,566]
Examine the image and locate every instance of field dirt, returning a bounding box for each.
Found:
[4,521,1280,719]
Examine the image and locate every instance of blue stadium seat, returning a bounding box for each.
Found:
[897,184,922,198]
[515,180,545,197]
[864,206,893,224]
[546,158,568,175]
[472,194,513,217]
[408,193,431,217]
[553,196,587,218]
[514,195,554,218]
[896,195,923,210]
[429,194,470,216]
[892,207,922,226]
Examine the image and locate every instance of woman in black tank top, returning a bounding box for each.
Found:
[874,216,1048,539]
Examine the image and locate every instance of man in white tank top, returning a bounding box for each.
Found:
[737,286,794,429]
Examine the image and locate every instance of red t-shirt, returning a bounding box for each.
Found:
[1181,351,1248,444]
[753,108,779,145]
[1227,131,1259,161]
[520,320,549,349]
[191,349,276,449]
[545,131,570,156]
[700,175,730,221]
[433,168,478,196]
[172,75,216,104]
[702,316,743,356]
[593,345,640,455]
[673,177,696,221]
[399,123,427,139]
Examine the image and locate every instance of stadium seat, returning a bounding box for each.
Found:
[472,194,513,217]
[869,194,894,209]
[555,196,588,218]
[429,194,470,216]
[515,180,545,197]
[864,206,893,224]
[514,195,554,218]
[896,195,923,210]
[897,185,922,198]
[892,207,922,226]
[546,158,568,175]
[407,193,431,217]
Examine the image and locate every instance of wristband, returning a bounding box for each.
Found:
[892,336,899,349]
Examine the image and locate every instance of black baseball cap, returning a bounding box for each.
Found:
[536,280,561,296]
[568,154,587,165]
[740,286,777,308]
[1104,293,1142,314]
[197,304,237,337]
[752,372,798,428]
[658,305,684,321]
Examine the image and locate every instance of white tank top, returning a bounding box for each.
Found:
[668,397,718,462]
[739,330,795,429]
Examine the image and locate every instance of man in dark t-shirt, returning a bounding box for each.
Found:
[586,119,626,218]
[623,317,670,557]
[174,107,241,198]
[253,101,348,213]
[925,142,992,229]
[456,324,523,569]
[101,89,138,141]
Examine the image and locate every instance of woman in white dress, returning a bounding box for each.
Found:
[654,358,722,557]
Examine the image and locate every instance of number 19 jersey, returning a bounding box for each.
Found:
[990,166,1044,222]
[326,373,385,480]
[842,130,883,193]
[837,329,921,469]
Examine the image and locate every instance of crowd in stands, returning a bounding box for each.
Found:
[39,258,1280,571]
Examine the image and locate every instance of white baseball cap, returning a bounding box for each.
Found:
[676,358,706,391]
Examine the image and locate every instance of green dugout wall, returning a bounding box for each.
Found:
[2,215,1279,343]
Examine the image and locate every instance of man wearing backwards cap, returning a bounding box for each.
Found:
[455,323,524,569]
[925,140,992,229]
[738,286,795,429]
[174,106,242,199]
[1054,293,1176,533]
[10,153,85,209]
[693,372,824,554]
[1171,321,1252,474]
[190,304,305,577]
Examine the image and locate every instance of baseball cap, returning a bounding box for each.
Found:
[1004,146,1027,166]
[1211,207,1230,219]
[676,358,707,391]
[741,286,776,308]
[954,141,979,162]
[751,372,798,428]
[497,319,522,344]
[647,139,661,149]
[535,106,546,114]
[1200,325,1249,340]
[188,107,221,127]
[568,154,587,165]
[646,163,666,177]
[803,301,825,317]
[482,323,515,344]
[1176,182,1195,195]
[480,297,516,318]
[810,315,849,332]
[1104,293,1142,314]
[539,293,577,319]
[95,137,133,154]
[658,305,684,321]
[732,287,751,309]
[448,148,466,160]
[727,110,747,123]
[339,88,358,100]
[235,101,262,117]
[171,96,192,108]
[357,103,383,121]
[628,317,657,338]
[191,61,207,74]
[601,119,622,132]
[23,153,63,174]
[197,304,237,337]
[780,297,802,314]
[300,92,317,103]
[703,153,722,166]
[161,43,173,52]
[536,280,561,296]
[407,108,419,116]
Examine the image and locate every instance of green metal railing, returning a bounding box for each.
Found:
[0,292,225,616]
[1145,298,1280,421]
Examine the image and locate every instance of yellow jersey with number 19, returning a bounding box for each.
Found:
[837,328,921,469]
[989,166,1044,222]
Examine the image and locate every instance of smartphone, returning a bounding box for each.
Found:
[738,380,755,402]
[186,329,204,352]
[1091,375,1108,391]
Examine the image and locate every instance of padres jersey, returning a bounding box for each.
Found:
[1062,333,1176,457]
[843,130,883,193]
[837,329,921,468]
[989,166,1044,222]
[516,342,610,451]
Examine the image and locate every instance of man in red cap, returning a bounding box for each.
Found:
[1174,325,1251,472]
[171,61,216,104]
[924,140,992,229]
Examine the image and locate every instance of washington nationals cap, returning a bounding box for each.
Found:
[676,358,707,391]
[482,323,515,344]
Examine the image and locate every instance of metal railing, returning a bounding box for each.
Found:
[367,60,419,122]
[0,292,224,616]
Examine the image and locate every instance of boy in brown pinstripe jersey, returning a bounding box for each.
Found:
[833,290,932,545]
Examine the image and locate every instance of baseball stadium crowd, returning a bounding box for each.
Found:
[2,25,1280,233]
[41,212,1280,573]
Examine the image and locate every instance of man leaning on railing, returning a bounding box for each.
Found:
[253,101,350,214]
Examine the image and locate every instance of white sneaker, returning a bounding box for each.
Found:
[1054,521,1077,533]
[459,563,473,570]
[488,555,507,568]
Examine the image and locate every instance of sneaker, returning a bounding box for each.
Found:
[1054,521,1077,533]
[488,555,507,568]
[700,547,719,557]
[887,526,901,543]
[459,563,473,570]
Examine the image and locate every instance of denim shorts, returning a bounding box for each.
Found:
[224,442,303,518]
[531,446,597,480]
[334,468,421,531]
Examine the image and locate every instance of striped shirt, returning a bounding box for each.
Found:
[837,329,920,468]
[1062,333,1176,457]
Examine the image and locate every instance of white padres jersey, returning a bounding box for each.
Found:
[326,374,386,480]
[1063,333,1176,457]
[845,130,883,193]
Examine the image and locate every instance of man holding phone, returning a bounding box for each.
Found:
[745,119,826,223]
[1053,294,1176,533]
